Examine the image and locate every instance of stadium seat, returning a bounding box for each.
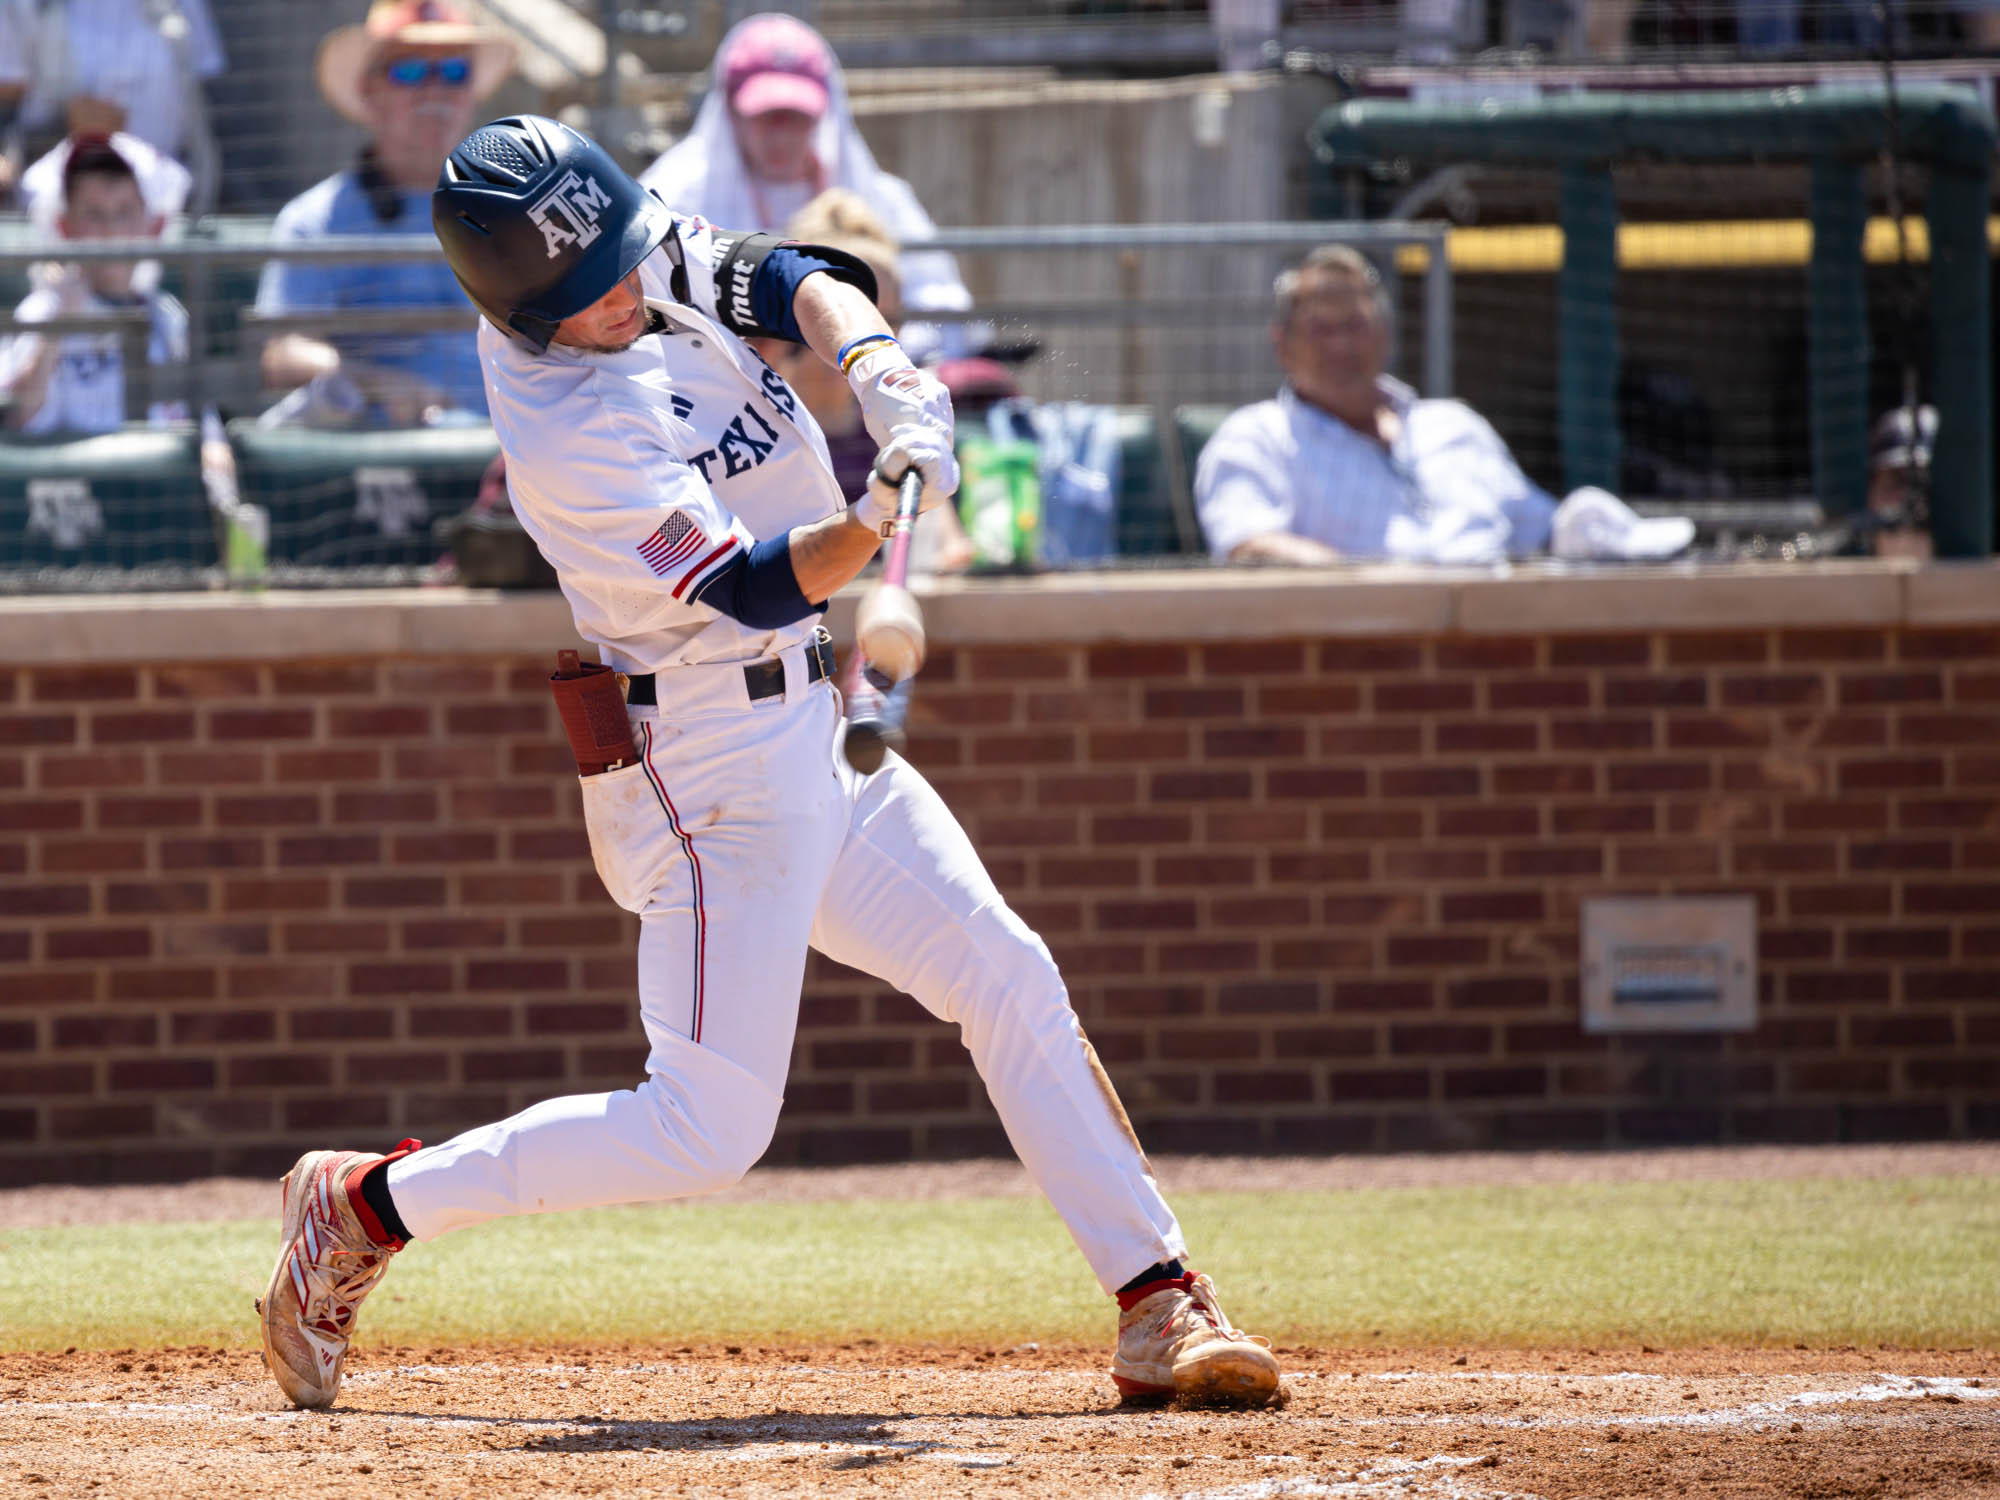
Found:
[0,425,216,569]
[1171,404,1233,488]
[1169,404,1234,556]
[162,215,274,407]
[1110,406,1200,558]
[228,421,500,568]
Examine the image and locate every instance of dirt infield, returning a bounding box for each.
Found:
[3,1340,1996,1499]
[6,1148,1997,1497]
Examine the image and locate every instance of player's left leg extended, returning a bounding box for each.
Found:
[261,678,849,1408]
[809,752,1280,1405]
[380,688,850,1235]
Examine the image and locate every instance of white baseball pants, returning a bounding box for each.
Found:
[387,643,1186,1294]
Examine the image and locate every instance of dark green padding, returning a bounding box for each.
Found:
[1172,404,1234,555]
[0,425,214,567]
[1173,404,1232,480]
[1308,86,1998,172]
[1111,407,1173,556]
[1310,86,1996,556]
[228,421,500,568]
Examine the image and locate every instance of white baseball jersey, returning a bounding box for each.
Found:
[388,207,1189,1300]
[0,278,189,433]
[481,214,844,676]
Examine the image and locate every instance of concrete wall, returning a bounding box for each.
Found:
[1,561,1997,1185]
[857,73,1342,407]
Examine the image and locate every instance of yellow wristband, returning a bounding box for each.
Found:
[837,333,898,377]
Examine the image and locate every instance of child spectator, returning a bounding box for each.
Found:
[16,127,189,239]
[0,132,188,432]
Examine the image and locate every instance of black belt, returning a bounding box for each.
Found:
[625,630,835,708]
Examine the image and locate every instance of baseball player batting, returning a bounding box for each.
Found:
[255,115,1279,1414]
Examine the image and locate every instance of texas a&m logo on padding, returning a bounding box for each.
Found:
[529,170,613,259]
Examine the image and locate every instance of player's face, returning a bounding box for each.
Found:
[60,172,158,299]
[1276,275,1390,420]
[732,106,817,181]
[553,271,647,353]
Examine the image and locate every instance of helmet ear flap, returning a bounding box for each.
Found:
[507,308,561,355]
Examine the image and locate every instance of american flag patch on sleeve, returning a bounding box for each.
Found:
[637,511,704,576]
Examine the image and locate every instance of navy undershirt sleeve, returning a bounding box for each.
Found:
[689,531,822,629]
[751,250,849,343]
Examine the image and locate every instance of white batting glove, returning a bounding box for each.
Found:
[852,428,960,537]
[846,338,955,450]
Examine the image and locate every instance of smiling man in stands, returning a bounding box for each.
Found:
[253,0,515,428]
[1195,245,1693,567]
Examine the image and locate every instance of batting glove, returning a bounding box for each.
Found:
[854,428,960,537]
[846,338,955,450]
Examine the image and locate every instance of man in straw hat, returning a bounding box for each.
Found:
[254,0,515,427]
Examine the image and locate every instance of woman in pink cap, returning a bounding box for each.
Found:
[640,11,974,362]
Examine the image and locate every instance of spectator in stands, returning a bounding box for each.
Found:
[746,188,973,572]
[1864,402,1935,560]
[17,128,189,239]
[254,0,516,428]
[1957,1,2000,48]
[639,11,976,364]
[1195,245,1693,566]
[1734,0,1927,50]
[0,132,189,431]
[0,0,225,207]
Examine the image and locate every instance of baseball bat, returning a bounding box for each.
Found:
[842,469,926,773]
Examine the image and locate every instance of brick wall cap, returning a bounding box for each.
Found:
[0,589,584,666]
[0,560,1991,665]
[1907,561,2000,624]
[1452,561,1917,633]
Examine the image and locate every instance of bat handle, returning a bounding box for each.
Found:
[842,666,911,774]
[880,468,924,587]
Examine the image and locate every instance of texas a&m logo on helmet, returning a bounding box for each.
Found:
[528,170,613,259]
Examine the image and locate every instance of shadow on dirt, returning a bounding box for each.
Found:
[334,1404,1126,1454]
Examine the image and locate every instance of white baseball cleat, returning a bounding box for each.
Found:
[1111,1271,1281,1405]
[255,1139,418,1409]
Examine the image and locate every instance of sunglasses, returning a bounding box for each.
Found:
[383,55,472,87]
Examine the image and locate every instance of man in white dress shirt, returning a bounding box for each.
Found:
[1195,245,1692,566]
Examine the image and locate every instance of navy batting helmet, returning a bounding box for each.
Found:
[433,115,672,354]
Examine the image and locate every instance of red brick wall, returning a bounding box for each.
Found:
[2,626,1997,1185]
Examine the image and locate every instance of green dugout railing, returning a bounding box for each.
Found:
[1310,86,1997,559]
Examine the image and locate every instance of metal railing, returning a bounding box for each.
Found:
[0,311,174,424]
[0,218,1455,587]
[0,216,1455,417]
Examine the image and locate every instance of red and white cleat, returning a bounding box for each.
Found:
[1111,1271,1281,1406]
[255,1139,419,1409]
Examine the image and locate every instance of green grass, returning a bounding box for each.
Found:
[3,1177,1997,1353]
